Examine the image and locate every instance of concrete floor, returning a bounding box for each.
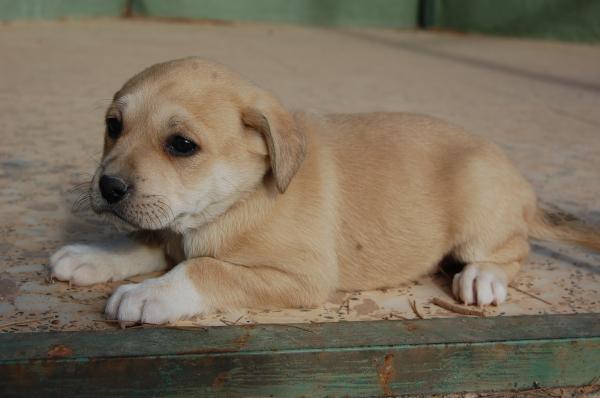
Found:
[0,19,599,333]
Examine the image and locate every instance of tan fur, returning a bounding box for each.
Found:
[78,57,600,315]
[529,207,600,252]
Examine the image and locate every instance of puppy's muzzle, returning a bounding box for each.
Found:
[99,175,129,204]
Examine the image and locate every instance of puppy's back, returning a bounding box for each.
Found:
[313,112,531,290]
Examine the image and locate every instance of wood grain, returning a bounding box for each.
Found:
[1,314,599,397]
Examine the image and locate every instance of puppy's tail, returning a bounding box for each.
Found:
[528,204,600,252]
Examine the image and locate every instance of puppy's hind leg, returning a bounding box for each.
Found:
[49,232,169,286]
[451,233,530,306]
[445,143,537,306]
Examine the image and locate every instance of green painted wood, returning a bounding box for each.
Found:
[1,313,600,360]
[134,0,419,28]
[0,0,129,21]
[1,314,599,396]
[430,0,600,42]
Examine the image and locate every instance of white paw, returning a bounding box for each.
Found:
[452,264,508,306]
[49,239,168,286]
[105,264,204,324]
[49,244,118,285]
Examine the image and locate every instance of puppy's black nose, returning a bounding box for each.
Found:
[99,175,129,204]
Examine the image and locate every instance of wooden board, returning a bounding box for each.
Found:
[1,314,599,397]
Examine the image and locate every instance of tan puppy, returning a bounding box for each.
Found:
[49,57,600,324]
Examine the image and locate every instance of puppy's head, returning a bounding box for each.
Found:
[90,57,305,231]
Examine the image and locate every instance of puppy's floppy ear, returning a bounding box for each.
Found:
[242,99,306,193]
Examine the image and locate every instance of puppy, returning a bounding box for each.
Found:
[49,57,600,324]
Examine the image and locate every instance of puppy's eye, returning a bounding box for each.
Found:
[166,135,199,157]
[106,117,122,139]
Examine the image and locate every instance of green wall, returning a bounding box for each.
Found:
[1,0,599,42]
[0,0,128,21]
[134,0,419,28]
[0,0,419,28]
[428,0,600,42]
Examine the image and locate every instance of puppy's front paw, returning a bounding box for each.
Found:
[105,265,204,324]
[50,244,117,286]
[452,263,508,306]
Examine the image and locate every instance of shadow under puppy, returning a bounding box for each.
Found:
[49,57,600,324]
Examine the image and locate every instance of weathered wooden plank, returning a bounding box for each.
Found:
[1,314,599,397]
[2,313,599,360]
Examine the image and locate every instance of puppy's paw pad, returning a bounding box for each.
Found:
[452,264,507,306]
